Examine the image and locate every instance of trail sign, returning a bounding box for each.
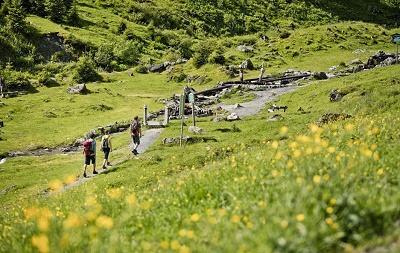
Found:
[392,33,400,43]
[188,93,194,103]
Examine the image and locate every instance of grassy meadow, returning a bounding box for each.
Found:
[1,20,400,253]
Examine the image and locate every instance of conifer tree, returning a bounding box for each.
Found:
[44,0,65,23]
[4,0,27,33]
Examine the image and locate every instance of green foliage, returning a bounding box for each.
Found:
[37,70,57,87]
[134,65,148,74]
[3,0,27,33]
[94,43,114,71]
[192,40,214,68]
[113,40,141,65]
[44,0,66,23]
[71,56,100,83]
[0,64,31,90]
[208,45,226,65]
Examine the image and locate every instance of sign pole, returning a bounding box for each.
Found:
[188,93,195,127]
[179,94,184,148]
[392,33,400,64]
[192,102,195,126]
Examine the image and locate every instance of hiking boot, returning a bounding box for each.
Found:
[133,149,138,155]
[83,172,87,178]
[93,170,98,175]
[107,162,111,166]
[102,165,106,169]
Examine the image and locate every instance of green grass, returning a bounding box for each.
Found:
[0,21,400,252]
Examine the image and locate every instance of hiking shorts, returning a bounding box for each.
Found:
[132,135,140,145]
[85,155,96,165]
[103,148,110,160]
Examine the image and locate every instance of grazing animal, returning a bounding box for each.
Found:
[272,104,288,112]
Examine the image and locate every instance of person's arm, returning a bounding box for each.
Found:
[109,137,113,152]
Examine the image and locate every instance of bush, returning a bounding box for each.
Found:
[37,70,58,87]
[72,56,100,83]
[208,46,226,65]
[2,71,31,90]
[192,41,213,68]
[134,65,148,74]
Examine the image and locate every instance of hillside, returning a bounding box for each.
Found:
[0,1,400,252]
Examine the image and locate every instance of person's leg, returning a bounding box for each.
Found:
[102,149,109,169]
[83,156,90,177]
[92,156,97,174]
[132,136,140,154]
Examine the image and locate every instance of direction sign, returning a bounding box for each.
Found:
[392,33,400,43]
[188,93,195,103]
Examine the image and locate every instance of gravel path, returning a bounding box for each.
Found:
[214,85,302,118]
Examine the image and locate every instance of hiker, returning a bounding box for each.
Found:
[100,130,112,169]
[130,116,142,155]
[83,132,97,178]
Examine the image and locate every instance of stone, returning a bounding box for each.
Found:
[226,113,240,121]
[188,126,206,135]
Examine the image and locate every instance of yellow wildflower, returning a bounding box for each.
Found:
[31,234,49,253]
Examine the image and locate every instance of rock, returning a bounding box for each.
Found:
[227,113,240,121]
[67,83,88,94]
[188,126,206,135]
[330,89,345,101]
[348,58,363,65]
[75,138,85,147]
[312,72,328,80]
[317,113,352,126]
[237,45,254,53]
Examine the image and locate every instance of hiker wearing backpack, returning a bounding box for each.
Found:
[82,132,98,178]
[100,130,112,169]
[130,116,142,155]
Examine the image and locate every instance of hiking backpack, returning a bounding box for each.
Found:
[101,136,109,149]
[83,140,93,155]
[131,120,139,134]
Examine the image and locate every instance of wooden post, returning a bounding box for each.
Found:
[188,92,195,127]
[164,106,169,125]
[179,95,185,148]
[143,105,147,126]
[191,103,195,126]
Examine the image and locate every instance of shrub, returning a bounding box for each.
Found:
[72,56,100,83]
[192,41,213,68]
[134,65,148,74]
[2,71,31,90]
[37,70,58,87]
[94,44,115,71]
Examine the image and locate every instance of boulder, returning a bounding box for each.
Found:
[227,113,240,121]
[188,126,206,135]
[312,72,328,80]
[67,83,88,94]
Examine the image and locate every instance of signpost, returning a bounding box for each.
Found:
[188,92,195,127]
[179,94,185,148]
[392,33,400,64]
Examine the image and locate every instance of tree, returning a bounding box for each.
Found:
[4,0,27,33]
[44,0,66,23]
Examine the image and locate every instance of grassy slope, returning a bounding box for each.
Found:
[0,1,400,252]
[1,64,399,253]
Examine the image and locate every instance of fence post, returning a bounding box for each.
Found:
[143,105,147,126]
